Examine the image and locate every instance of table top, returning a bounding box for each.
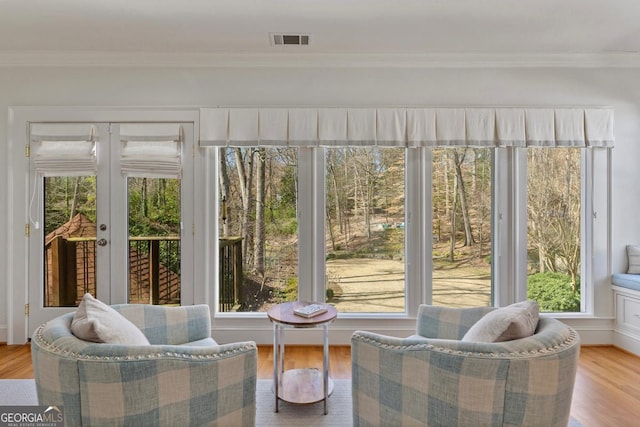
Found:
[267,301,337,326]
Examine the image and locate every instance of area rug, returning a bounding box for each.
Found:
[255,379,351,426]
[1,379,584,426]
[0,379,37,405]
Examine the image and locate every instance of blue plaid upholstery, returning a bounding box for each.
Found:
[352,305,580,427]
[31,304,257,426]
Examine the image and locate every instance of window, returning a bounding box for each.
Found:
[200,107,613,326]
[432,148,492,308]
[526,148,582,312]
[325,147,406,313]
[218,147,299,312]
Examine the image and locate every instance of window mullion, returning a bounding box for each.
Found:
[297,147,318,302]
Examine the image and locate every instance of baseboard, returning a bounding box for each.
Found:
[613,330,640,357]
[0,325,6,343]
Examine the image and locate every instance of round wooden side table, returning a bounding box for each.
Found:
[267,301,338,415]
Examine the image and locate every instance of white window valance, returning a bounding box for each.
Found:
[30,123,97,176]
[199,107,614,148]
[120,123,182,179]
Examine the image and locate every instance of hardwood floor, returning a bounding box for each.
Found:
[2,344,639,426]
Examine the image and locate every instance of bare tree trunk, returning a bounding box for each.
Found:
[326,204,336,250]
[235,148,255,262]
[142,178,148,217]
[69,177,82,220]
[219,148,231,236]
[449,172,458,262]
[453,150,474,246]
[254,148,265,276]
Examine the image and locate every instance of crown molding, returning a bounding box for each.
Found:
[1,51,640,68]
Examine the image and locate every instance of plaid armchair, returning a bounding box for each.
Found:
[31,304,257,426]
[351,305,580,427]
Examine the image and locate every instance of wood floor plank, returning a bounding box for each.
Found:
[3,343,639,426]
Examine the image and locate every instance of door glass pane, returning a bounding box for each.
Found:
[218,147,299,312]
[43,176,97,307]
[432,148,492,307]
[325,147,406,313]
[527,148,581,313]
[127,177,181,305]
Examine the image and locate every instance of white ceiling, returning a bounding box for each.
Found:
[0,0,639,66]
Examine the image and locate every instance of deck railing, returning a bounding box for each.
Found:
[45,235,181,306]
[45,235,243,311]
[218,237,243,312]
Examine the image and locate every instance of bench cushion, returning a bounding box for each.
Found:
[612,273,640,292]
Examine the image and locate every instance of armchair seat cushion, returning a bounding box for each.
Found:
[183,337,218,346]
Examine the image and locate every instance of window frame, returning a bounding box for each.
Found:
[208,144,603,327]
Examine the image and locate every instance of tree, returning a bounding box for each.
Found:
[527,148,581,290]
[452,149,474,247]
[254,148,266,276]
[234,148,255,263]
[219,147,231,236]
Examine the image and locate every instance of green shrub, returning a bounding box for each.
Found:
[527,272,580,312]
[283,277,298,301]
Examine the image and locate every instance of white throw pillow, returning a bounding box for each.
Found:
[71,293,150,345]
[627,245,640,274]
[462,300,540,343]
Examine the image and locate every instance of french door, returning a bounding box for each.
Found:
[28,122,195,332]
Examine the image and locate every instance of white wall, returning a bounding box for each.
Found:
[2,66,639,343]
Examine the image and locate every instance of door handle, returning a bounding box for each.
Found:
[97,238,108,247]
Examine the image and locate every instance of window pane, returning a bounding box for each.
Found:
[43,176,97,307]
[218,147,299,312]
[432,148,492,307]
[527,148,581,313]
[325,147,405,313]
[127,177,181,305]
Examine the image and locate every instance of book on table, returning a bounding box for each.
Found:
[294,304,328,318]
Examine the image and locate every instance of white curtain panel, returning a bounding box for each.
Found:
[496,108,526,147]
[525,109,556,147]
[435,108,466,146]
[377,108,406,147]
[120,123,182,179]
[318,108,348,145]
[346,108,376,146]
[30,123,97,176]
[466,109,496,147]
[199,107,614,148]
[229,109,259,146]
[584,109,614,148]
[200,108,229,146]
[259,108,288,145]
[407,108,437,147]
[288,108,318,146]
[555,109,585,147]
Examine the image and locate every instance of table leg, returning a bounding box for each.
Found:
[323,323,329,415]
[273,324,279,413]
[279,325,285,375]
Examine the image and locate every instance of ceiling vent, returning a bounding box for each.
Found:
[270,33,310,46]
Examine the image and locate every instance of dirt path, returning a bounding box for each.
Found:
[327,258,490,312]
